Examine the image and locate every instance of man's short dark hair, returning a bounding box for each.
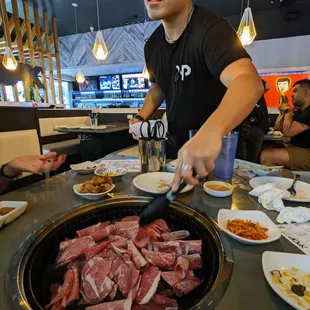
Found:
[277,77,290,84]
[293,79,310,89]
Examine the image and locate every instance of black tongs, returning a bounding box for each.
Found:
[139,172,197,226]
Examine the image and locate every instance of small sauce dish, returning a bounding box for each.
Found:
[204,181,233,198]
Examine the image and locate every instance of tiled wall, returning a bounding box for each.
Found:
[58,21,161,69]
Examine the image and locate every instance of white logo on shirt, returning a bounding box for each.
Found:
[176,65,192,81]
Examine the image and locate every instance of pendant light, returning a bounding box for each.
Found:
[141,7,149,79]
[1,4,18,70]
[72,3,85,84]
[93,0,108,60]
[237,0,257,46]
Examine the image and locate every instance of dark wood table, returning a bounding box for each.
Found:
[55,123,133,161]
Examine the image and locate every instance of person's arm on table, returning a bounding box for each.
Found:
[0,152,66,194]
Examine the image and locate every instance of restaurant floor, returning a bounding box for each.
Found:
[0,152,307,309]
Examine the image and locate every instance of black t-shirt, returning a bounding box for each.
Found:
[290,107,310,148]
[145,5,250,144]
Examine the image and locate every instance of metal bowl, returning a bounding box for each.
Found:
[94,165,127,180]
[6,196,233,310]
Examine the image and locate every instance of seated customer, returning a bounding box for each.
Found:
[0,152,66,194]
[260,79,310,170]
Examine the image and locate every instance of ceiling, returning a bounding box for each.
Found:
[3,0,309,41]
[19,0,310,41]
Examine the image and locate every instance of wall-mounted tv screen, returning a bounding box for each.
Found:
[79,77,98,91]
[122,73,146,90]
[99,75,121,90]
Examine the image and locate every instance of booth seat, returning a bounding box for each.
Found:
[39,116,89,155]
[0,129,41,179]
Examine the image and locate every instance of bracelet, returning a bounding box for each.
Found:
[0,163,16,181]
[134,114,145,122]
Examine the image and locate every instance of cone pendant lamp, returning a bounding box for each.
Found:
[237,1,257,46]
[76,70,85,84]
[3,46,18,70]
[93,0,108,60]
[142,65,149,79]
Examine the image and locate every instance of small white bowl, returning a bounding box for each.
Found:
[203,181,233,198]
[0,201,28,226]
[217,209,281,245]
[95,165,127,180]
[70,161,98,175]
[73,184,115,200]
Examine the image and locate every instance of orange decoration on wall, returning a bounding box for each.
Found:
[260,72,309,108]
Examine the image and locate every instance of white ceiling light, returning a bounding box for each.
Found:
[237,0,257,46]
[93,0,108,60]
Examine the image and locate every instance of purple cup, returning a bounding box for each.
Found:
[214,132,239,179]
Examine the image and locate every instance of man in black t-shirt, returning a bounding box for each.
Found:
[261,79,310,170]
[130,0,263,189]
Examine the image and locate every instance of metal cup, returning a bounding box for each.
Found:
[139,139,167,173]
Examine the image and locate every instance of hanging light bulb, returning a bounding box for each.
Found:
[142,65,149,79]
[3,46,18,70]
[237,4,257,46]
[93,31,108,60]
[76,71,85,84]
[93,0,108,60]
[1,2,18,71]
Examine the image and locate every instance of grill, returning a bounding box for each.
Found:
[5,196,233,310]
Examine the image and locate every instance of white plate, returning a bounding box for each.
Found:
[249,176,310,202]
[91,125,107,130]
[204,181,233,198]
[55,125,69,129]
[234,159,279,176]
[73,184,115,200]
[217,209,281,244]
[70,161,98,175]
[262,251,310,310]
[133,172,193,194]
[0,201,28,225]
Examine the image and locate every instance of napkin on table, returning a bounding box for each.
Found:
[277,207,310,224]
[249,183,290,211]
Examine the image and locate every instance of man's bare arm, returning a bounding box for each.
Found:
[283,111,309,137]
[135,83,164,120]
[199,58,264,137]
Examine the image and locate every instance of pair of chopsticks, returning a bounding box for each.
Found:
[234,166,284,172]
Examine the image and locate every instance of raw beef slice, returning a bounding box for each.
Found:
[57,236,95,266]
[109,235,128,249]
[183,254,202,270]
[76,221,110,238]
[149,241,182,255]
[127,239,148,269]
[161,230,190,241]
[141,248,176,268]
[84,240,112,259]
[89,224,116,242]
[67,267,80,305]
[179,240,202,254]
[175,256,189,281]
[136,266,161,305]
[133,299,178,310]
[85,292,132,310]
[81,258,114,304]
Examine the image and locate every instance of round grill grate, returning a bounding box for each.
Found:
[6,197,233,310]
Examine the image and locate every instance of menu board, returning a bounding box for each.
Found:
[99,75,121,90]
[122,73,146,90]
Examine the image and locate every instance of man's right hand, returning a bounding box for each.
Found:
[129,117,142,140]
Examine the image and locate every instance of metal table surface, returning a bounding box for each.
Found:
[0,158,307,309]
[55,123,129,135]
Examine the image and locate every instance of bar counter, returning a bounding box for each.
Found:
[0,156,306,309]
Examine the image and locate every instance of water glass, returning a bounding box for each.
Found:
[214,132,239,179]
